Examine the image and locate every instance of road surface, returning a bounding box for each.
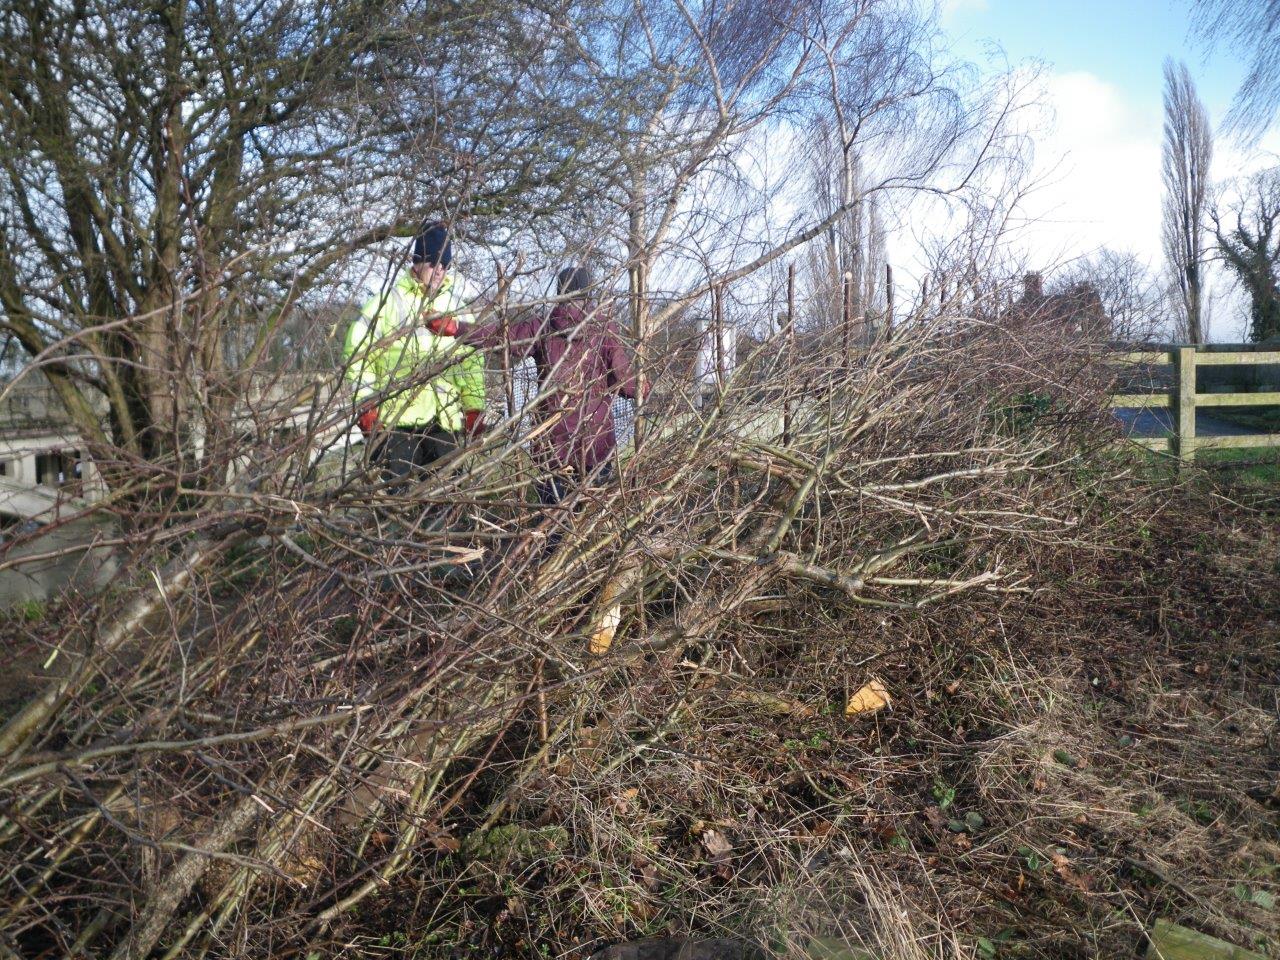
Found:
[1112,408,1252,438]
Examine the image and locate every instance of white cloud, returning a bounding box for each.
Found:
[1010,70,1280,339]
[1016,70,1164,265]
[746,60,1280,340]
[1017,68,1280,264]
[880,69,1164,288]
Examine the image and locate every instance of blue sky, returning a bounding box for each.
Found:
[931,0,1277,338]
[943,0,1244,113]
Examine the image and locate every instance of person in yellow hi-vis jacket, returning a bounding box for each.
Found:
[343,221,486,481]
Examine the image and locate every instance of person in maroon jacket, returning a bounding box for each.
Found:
[426,266,639,504]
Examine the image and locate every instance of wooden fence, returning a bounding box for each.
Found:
[1111,344,1280,461]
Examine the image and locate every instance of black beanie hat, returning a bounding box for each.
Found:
[412,222,452,268]
[556,266,592,296]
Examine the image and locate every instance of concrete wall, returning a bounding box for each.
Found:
[0,518,119,608]
[0,374,335,607]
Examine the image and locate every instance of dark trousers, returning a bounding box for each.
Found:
[373,425,457,484]
[534,473,572,507]
[370,426,467,585]
[534,461,614,506]
[534,462,615,554]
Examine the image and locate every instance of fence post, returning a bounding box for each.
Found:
[1177,346,1197,464]
[712,283,724,399]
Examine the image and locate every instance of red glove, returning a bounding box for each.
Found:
[463,409,485,437]
[426,314,458,337]
[356,403,380,437]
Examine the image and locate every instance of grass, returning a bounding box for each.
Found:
[1120,445,1280,490]
[3,597,45,622]
[1196,447,1280,487]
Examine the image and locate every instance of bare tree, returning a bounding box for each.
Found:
[557,0,829,441]
[1052,249,1174,342]
[1161,59,1214,344]
[1191,0,1280,144]
[602,0,1030,354]
[801,127,889,343]
[0,0,619,491]
[1211,166,1280,343]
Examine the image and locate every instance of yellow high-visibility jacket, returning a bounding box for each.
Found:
[343,270,485,431]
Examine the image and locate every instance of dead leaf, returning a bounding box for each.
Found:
[728,688,815,718]
[431,834,461,853]
[635,858,660,890]
[845,678,891,718]
[701,828,733,859]
[610,787,639,813]
[872,820,899,844]
[628,900,656,922]
[1050,852,1092,892]
[923,806,948,832]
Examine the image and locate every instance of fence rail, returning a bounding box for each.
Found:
[1110,345,1280,461]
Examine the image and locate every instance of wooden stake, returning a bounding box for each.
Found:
[785,263,795,446]
[1177,346,1197,465]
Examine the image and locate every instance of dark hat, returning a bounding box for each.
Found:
[412,222,452,268]
[556,266,592,296]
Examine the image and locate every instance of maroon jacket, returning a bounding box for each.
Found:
[458,301,637,473]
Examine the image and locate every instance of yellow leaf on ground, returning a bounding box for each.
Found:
[845,678,891,718]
